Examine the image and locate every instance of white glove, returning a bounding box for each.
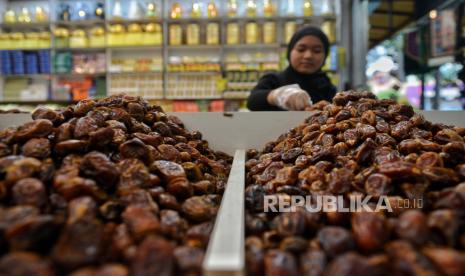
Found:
[269,84,313,110]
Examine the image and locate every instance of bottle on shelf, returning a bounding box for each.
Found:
[143,23,163,45]
[59,4,71,21]
[112,0,123,20]
[146,2,158,18]
[246,0,257,17]
[286,0,295,15]
[227,0,238,17]
[18,7,32,23]
[169,24,182,45]
[170,2,182,19]
[191,2,202,18]
[35,6,48,22]
[95,2,105,20]
[263,0,276,17]
[284,21,296,43]
[89,27,105,48]
[303,0,313,17]
[226,23,239,44]
[207,0,218,18]
[128,0,144,20]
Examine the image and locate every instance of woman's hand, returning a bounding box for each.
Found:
[267,84,313,110]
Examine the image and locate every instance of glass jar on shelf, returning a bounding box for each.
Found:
[169,24,182,45]
[263,0,276,17]
[322,21,336,43]
[206,23,219,45]
[263,21,276,44]
[186,23,200,45]
[4,9,16,23]
[245,22,259,44]
[284,21,296,43]
[227,23,239,44]
[25,32,40,49]
[35,6,48,22]
[170,2,183,19]
[0,33,11,49]
[191,2,202,18]
[207,0,218,18]
[246,0,257,17]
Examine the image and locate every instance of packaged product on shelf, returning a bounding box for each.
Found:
[10,32,25,49]
[246,0,257,17]
[24,32,40,49]
[112,0,123,19]
[284,21,297,43]
[186,23,200,45]
[59,4,71,21]
[227,0,238,17]
[126,23,143,46]
[0,33,10,49]
[146,2,158,18]
[303,0,314,16]
[263,21,276,44]
[322,20,336,43]
[3,9,16,23]
[226,23,239,44]
[70,29,88,48]
[191,2,202,18]
[170,2,182,19]
[89,27,105,48]
[38,31,51,48]
[207,0,218,18]
[245,22,259,44]
[263,0,276,17]
[107,24,125,47]
[95,2,105,19]
[321,0,335,15]
[169,24,182,45]
[54,27,69,48]
[128,0,144,20]
[206,23,219,45]
[17,7,32,23]
[35,6,48,22]
[143,23,163,45]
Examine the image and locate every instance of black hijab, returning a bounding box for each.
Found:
[278,26,336,103]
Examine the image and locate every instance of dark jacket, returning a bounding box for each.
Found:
[247,66,337,111]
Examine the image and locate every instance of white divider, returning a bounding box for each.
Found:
[203,149,246,276]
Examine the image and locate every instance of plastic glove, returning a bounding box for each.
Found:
[269,84,313,110]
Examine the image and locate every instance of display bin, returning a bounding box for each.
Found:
[1,111,465,276]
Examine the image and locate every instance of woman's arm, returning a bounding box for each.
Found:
[247,74,282,111]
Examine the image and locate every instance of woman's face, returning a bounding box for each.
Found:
[290,35,326,74]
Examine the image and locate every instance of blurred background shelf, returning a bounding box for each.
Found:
[0,0,342,112]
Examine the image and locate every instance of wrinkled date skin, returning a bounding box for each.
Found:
[0,95,232,275]
[245,91,465,276]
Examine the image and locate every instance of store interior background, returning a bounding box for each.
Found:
[0,0,463,112]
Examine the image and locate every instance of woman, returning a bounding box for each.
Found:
[247,26,337,111]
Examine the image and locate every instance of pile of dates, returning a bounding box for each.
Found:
[0,94,232,275]
[245,91,465,275]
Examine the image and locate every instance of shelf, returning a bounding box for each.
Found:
[166,18,221,24]
[1,74,50,78]
[54,47,106,52]
[223,44,280,49]
[107,18,162,24]
[0,100,75,105]
[54,72,106,77]
[108,45,162,50]
[167,45,222,51]
[53,20,105,27]
[166,96,223,100]
[0,48,51,51]
[109,71,163,75]
[166,71,221,75]
[222,15,337,22]
[0,22,50,30]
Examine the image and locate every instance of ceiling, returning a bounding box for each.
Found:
[369,0,416,48]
